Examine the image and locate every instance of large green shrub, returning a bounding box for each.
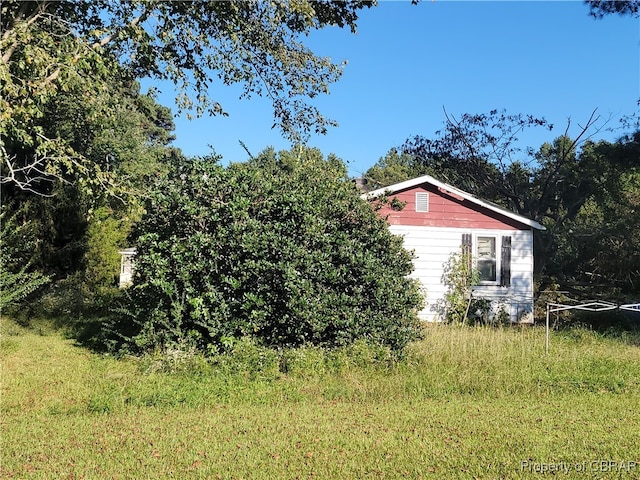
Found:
[112,148,423,353]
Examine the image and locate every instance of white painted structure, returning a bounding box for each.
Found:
[118,248,136,287]
[363,175,545,323]
[391,225,538,322]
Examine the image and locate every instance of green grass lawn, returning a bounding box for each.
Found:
[2,318,639,479]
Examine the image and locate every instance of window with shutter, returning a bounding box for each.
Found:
[415,192,429,212]
[500,236,512,287]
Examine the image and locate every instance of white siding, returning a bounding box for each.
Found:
[390,225,535,323]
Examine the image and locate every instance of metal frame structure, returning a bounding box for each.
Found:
[545,301,640,354]
[620,303,640,312]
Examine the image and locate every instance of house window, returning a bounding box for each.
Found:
[461,234,512,286]
[476,236,497,282]
[415,192,429,212]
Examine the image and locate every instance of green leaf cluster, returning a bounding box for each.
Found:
[439,252,481,325]
[115,147,423,354]
[0,207,50,312]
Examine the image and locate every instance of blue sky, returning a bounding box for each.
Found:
[145,1,639,177]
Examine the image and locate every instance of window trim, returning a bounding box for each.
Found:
[462,233,513,287]
[475,234,499,285]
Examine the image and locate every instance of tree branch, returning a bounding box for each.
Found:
[44,5,153,85]
[1,1,51,64]
[1,146,57,196]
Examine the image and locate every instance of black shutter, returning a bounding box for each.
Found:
[500,236,512,287]
[461,233,472,271]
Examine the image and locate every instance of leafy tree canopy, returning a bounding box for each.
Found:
[1,68,181,275]
[365,110,556,215]
[544,132,640,295]
[1,0,374,192]
[110,147,424,354]
[363,148,423,191]
[585,0,640,18]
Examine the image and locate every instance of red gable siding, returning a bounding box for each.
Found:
[377,183,530,230]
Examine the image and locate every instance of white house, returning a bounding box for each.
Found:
[363,175,545,323]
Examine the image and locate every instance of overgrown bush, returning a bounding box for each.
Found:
[108,148,423,354]
[439,251,480,324]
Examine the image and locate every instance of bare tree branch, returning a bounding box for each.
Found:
[1,144,58,196]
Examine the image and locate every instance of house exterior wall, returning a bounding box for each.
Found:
[391,225,535,322]
[374,184,536,323]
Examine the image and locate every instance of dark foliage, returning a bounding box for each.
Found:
[586,0,640,18]
[108,148,423,354]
